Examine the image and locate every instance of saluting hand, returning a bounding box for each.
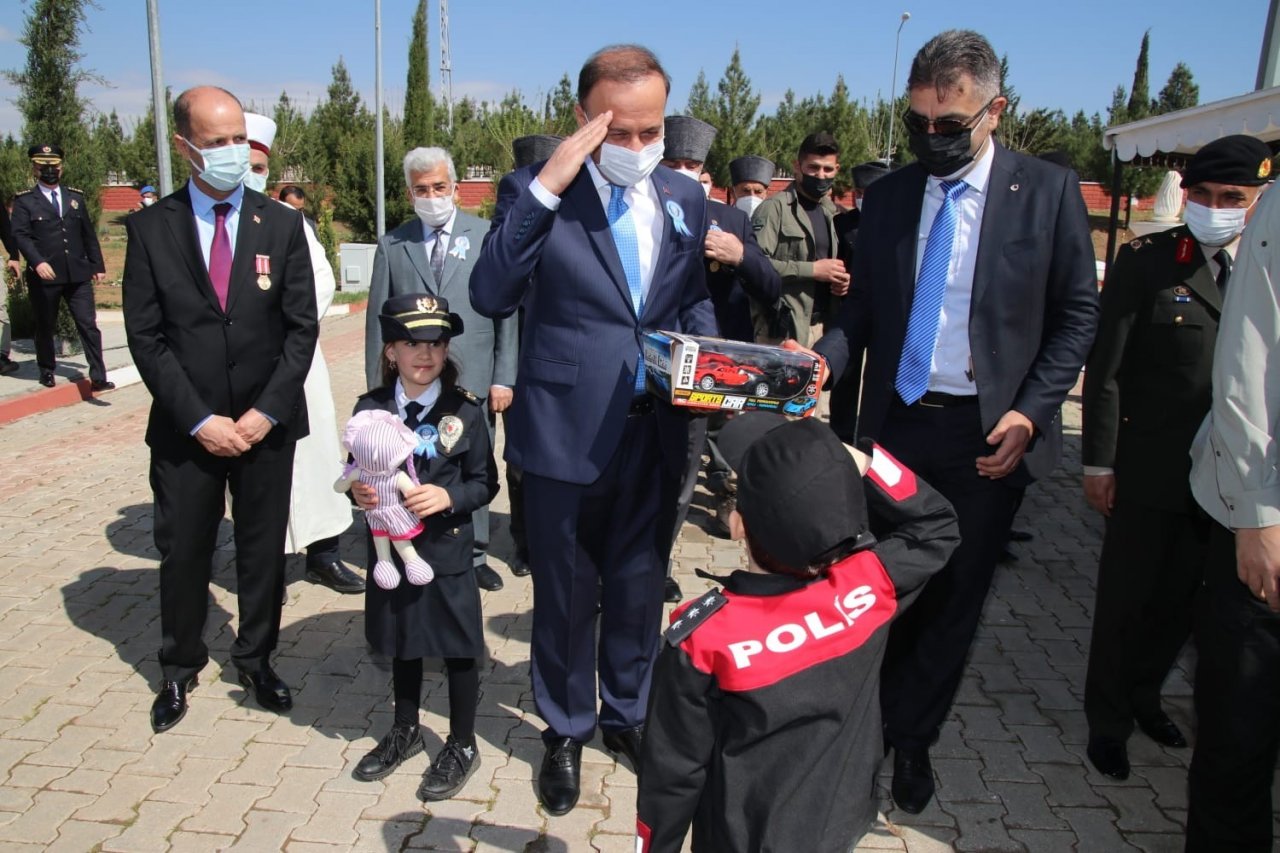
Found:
[977,410,1035,479]
[536,111,613,197]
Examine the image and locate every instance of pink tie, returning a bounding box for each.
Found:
[210,202,232,311]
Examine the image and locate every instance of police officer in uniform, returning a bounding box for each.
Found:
[1081,134,1272,780]
[10,144,113,390]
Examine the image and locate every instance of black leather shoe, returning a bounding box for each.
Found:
[1136,713,1187,748]
[151,676,198,733]
[537,737,583,815]
[353,723,425,781]
[509,552,531,577]
[305,560,366,594]
[602,725,645,772]
[0,357,19,376]
[1008,528,1034,542]
[236,666,293,713]
[663,576,684,604]
[1086,735,1131,779]
[475,563,504,591]
[38,372,55,388]
[891,747,936,814]
[90,380,116,392]
[418,736,481,800]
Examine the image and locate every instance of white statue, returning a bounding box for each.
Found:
[1152,170,1183,223]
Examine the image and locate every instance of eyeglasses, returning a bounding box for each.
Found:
[902,97,997,136]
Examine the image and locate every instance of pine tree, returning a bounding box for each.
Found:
[1157,62,1200,113]
[548,74,576,135]
[706,49,761,188]
[269,92,308,186]
[403,0,435,149]
[685,71,713,119]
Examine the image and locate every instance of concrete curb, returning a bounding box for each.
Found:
[0,299,368,426]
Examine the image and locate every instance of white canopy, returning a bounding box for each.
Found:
[1103,86,1280,161]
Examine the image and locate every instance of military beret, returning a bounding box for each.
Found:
[379,293,465,344]
[730,155,775,187]
[1184,134,1274,188]
[28,144,63,163]
[139,185,157,195]
[512,135,563,170]
[851,160,890,190]
[663,115,717,163]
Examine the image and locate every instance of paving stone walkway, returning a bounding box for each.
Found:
[0,310,1270,851]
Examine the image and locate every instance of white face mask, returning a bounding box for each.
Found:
[182,137,250,192]
[414,195,455,227]
[735,196,763,216]
[673,167,700,184]
[141,197,156,207]
[1184,199,1252,247]
[244,171,268,193]
[597,139,664,187]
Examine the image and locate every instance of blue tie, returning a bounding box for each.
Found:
[896,179,969,404]
[608,184,646,394]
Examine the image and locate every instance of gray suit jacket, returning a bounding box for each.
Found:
[365,211,517,397]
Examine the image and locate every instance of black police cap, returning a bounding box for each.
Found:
[378,294,465,344]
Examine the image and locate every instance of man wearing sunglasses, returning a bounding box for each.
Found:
[814,29,1098,815]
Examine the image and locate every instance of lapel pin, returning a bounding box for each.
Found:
[252,214,261,224]
[1010,183,1020,192]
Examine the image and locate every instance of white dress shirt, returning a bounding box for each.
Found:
[396,376,443,423]
[188,179,244,269]
[421,209,457,271]
[530,157,662,303]
[39,183,62,215]
[914,139,996,396]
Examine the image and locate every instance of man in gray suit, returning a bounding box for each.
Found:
[365,147,517,591]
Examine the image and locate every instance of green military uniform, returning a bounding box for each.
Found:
[749,186,839,346]
[1081,224,1220,742]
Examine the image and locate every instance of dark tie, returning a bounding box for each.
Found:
[50,189,60,217]
[1215,248,1232,295]
[210,202,233,311]
[404,401,424,428]
[430,229,445,286]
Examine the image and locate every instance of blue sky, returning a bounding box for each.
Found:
[0,0,1270,138]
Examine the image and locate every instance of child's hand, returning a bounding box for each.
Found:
[404,483,453,518]
[352,482,378,510]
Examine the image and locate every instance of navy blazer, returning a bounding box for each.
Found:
[470,162,717,485]
[815,143,1099,485]
[705,199,780,342]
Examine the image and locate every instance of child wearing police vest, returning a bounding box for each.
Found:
[348,294,498,801]
[635,412,959,852]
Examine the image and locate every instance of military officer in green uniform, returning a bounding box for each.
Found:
[1081,134,1273,780]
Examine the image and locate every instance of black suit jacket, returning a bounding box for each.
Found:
[0,201,17,260]
[123,184,318,451]
[816,143,1099,484]
[10,186,104,284]
[1082,226,1219,512]
[704,199,780,342]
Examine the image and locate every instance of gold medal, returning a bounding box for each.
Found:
[257,275,271,290]
[709,261,721,272]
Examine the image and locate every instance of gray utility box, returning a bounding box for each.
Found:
[339,243,378,292]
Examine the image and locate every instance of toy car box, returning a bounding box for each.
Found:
[641,330,826,416]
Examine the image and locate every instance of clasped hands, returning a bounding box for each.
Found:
[195,409,272,457]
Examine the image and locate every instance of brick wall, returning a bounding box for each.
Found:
[100,186,142,212]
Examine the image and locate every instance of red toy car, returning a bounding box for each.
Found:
[694,352,771,396]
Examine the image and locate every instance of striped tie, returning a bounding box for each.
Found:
[896,179,968,404]
[607,184,646,394]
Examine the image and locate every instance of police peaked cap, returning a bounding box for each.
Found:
[663,116,717,163]
[28,144,63,164]
[729,155,775,187]
[512,135,563,170]
[1183,134,1274,187]
[379,293,465,343]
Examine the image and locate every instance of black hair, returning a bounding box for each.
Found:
[379,340,462,392]
[799,131,840,159]
[577,44,671,104]
[278,185,306,203]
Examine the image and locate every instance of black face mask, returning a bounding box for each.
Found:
[799,173,834,198]
[38,166,60,185]
[908,129,977,177]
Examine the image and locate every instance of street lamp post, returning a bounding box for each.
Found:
[885,11,911,165]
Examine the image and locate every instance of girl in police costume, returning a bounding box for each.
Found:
[350,294,498,800]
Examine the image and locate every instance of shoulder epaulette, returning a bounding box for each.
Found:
[665,588,728,646]
[64,186,82,194]
[14,189,31,196]
[455,386,480,405]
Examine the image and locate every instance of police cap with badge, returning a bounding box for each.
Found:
[28,144,63,164]
[379,293,465,344]
[663,116,717,163]
[729,155,775,188]
[512,135,563,170]
[1183,134,1274,187]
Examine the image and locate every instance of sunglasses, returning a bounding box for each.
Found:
[902,97,997,136]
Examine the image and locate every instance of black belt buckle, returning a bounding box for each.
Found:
[916,391,977,408]
[628,396,655,417]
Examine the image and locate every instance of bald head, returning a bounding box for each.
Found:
[173,86,244,142]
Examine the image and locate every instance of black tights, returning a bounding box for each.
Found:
[392,657,479,747]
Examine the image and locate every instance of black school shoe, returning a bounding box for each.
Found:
[417,735,481,801]
[353,723,425,781]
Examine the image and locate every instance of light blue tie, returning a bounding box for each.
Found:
[896,179,969,404]
[607,184,646,394]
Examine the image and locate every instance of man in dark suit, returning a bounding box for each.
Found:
[470,44,716,815]
[10,144,112,389]
[814,29,1098,813]
[364,146,517,592]
[660,117,780,593]
[123,86,317,733]
[1081,135,1271,781]
[0,200,21,374]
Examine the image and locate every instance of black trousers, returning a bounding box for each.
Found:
[29,279,107,381]
[524,411,676,742]
[877,399,1022,751]
[1186,521,1280,852]
[151,438,296,682]
[1083,500,1206,739]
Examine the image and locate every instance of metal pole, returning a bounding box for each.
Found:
[1104,150,1123,270]
[374,0,385,238]
[885,12,910,165]
[146,0,172,196]
[1258,0,1280,89]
